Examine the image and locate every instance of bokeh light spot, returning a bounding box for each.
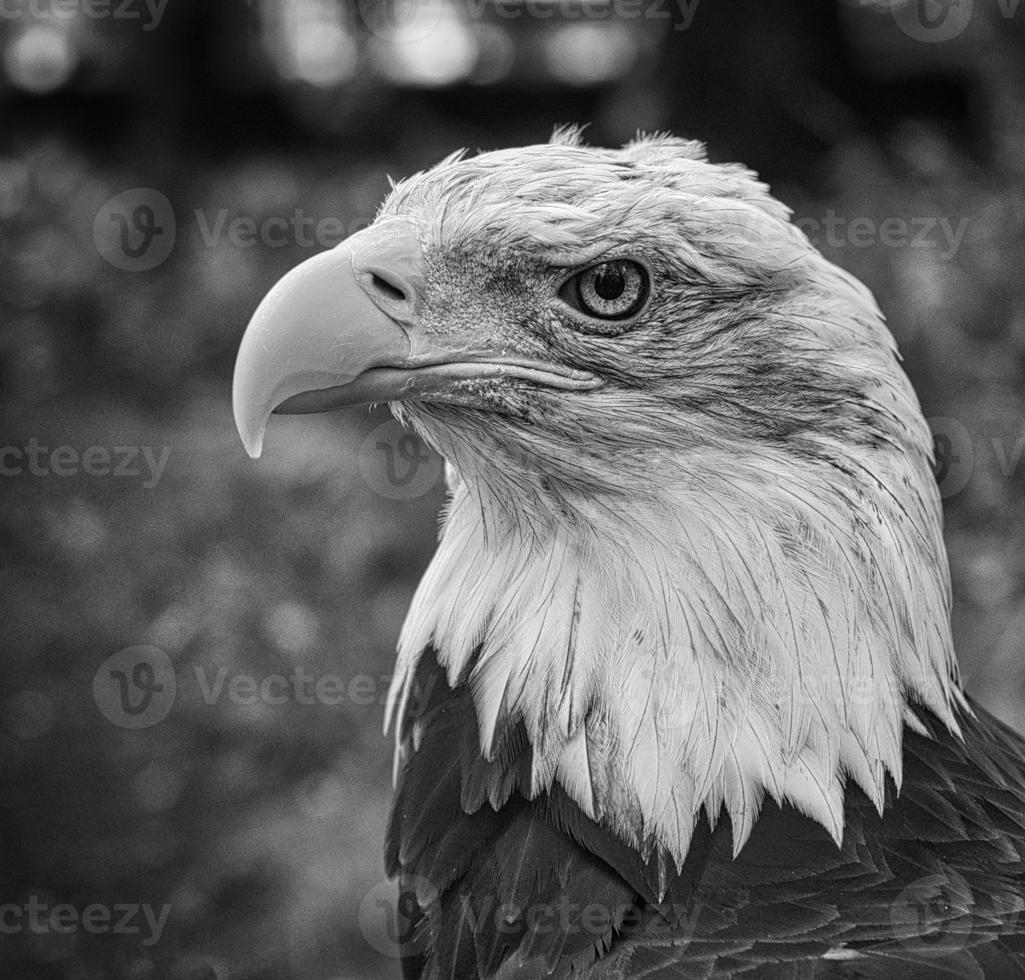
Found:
[3,25,78,95]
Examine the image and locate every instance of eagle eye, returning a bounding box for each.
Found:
[560,260,649,324]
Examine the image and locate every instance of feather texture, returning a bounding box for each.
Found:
[385,134,963,861]
[388,653,1025,977]
[367,133,1013,975]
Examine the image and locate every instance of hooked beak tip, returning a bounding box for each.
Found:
[241,431,264,460]
[233,395,266,459]
[232,360,269,458]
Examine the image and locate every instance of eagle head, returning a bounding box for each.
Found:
[233,131,964,862]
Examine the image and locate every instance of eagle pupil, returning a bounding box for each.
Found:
[594,265,625,300]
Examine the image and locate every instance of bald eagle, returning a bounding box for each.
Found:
[233,132,1025,978]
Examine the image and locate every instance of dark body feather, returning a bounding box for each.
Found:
[386,650,1025,979]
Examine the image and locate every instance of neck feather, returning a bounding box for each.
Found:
[388,414,965,865]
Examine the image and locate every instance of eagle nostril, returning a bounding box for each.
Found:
[369,270,410,305]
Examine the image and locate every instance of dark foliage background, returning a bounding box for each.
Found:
[1,1,1024,977]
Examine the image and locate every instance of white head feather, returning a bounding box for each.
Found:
[385,132,965,865]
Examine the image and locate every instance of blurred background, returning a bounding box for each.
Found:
[1,0,1025,977]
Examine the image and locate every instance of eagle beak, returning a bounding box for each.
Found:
[232,218,421,458]
[232,217,601,458]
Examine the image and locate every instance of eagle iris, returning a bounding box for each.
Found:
[562,259,648,322]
